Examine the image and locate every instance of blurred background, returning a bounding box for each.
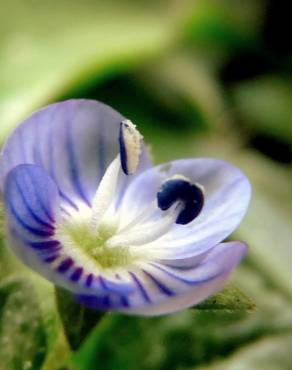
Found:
[1,0,292,369]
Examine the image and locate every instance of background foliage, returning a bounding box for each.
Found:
[1,1,292,369]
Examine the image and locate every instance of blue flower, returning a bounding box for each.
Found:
[0,100,251,315]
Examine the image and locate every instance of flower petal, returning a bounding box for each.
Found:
[4,164,60,270]
[3,164,133,296]
[125,241,247,315]
[76,241,246,313]
[118,158,251,260]
[0,100,151,213]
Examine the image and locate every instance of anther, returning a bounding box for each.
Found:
[157,175,204,225]
[119,120,143,175]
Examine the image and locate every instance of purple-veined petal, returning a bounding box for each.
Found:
[0,100,151,213]
[3,164,133,296]
[4,164,60,240]
[4,164,60,271]
[117,158,251,260]
[124,241,247,315]
[75,241,246,314]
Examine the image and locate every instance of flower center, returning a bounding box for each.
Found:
[58,221,135,269]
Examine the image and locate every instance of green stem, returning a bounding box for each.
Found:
[55,288,105,351]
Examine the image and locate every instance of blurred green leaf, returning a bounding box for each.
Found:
[196,333,292,370]
[136,53,231,133]
[196,284,255,311]
[0,276,47,370]
[233,263,292,339]
[0,200,4,235]
[0,0,175,142]
[0,211,21,281]
[30,277,69,369]
[235,152,292,300]
[233,76,292,142]
[182,0,263,50]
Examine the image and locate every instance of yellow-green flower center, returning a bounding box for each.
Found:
[60,222,135,269]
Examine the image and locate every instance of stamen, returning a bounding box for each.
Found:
[117,200,158,234]
[107,204,181,247]
[91,119,143,230]
[91,156,121,230]
[119,120,143,175]
[157,175,204,225]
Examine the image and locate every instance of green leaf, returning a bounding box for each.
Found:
[196,284,255,311]
[55,288,105,351]
[0,276,47,370]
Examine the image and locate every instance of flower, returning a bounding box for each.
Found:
[0,99,251,316]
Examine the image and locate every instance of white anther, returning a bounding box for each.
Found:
[119,120,143,175]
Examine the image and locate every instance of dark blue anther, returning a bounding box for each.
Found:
[119,121,129,175]
[157,178,204,225]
